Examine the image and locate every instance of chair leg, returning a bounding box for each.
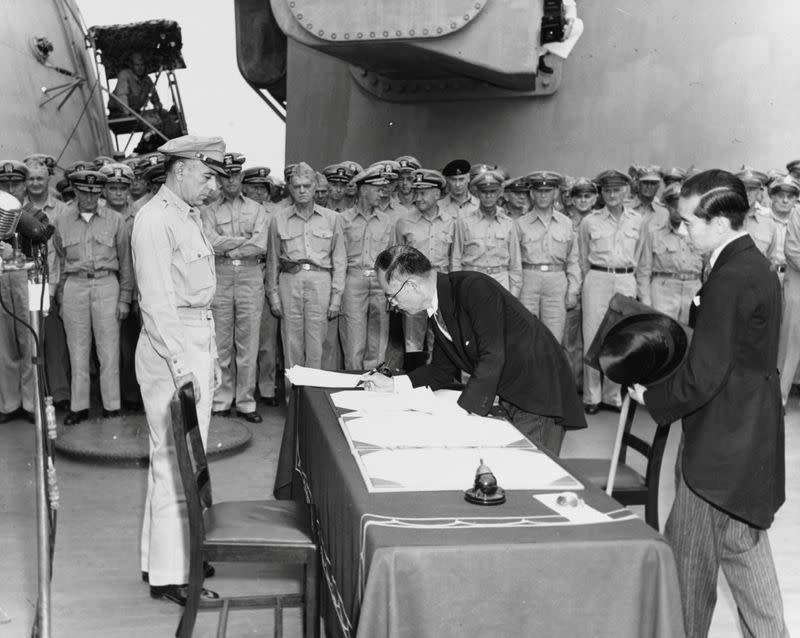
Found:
[645,479,659,530]
[274,597,283,638]
[215,599,231,638]
[304,551,320,638]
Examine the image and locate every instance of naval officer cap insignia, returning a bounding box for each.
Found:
[369,160,401,180]
[470,169,504,191]
[595,169,632,188]
[63,161,93,178]
[222,152,246,174]
[395,155,422,173]
[352,163,392,187]
[68,170,107,193]
[410,169,446,190]
[283,163,298,181]
[24,154,57,174]
[503,176,531,192]
[527,170,563,190]
[442,159,471,177]
[735,165,768,188]
[786,159,800,174]
[99,162,134,185]
[570,177,598,196]
[323,163,354,183]
[0,160,28,182]
[242,166,272,184]
[768,174,800,196]
[158,135,228,176]
[93,156,114,170]
[142,155,167,183]
[658,182,682,205]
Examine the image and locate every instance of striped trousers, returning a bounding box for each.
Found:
[666,466,788,637]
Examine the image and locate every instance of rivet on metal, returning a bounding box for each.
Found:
[423,28,429,35]
[369,31,375,37]
[331,33,337,39]
[383,30,389,36]
[357,32,363,38]
[409,29,415,36]
[289,1,295,6]
[297,13,303,19]
[464,14,469,20]
[475,2,481,8]
[344,33,351,39]
[450,22,457,29]
[437,27,443,33]
[396,30,402,36]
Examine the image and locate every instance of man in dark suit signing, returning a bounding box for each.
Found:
[631,169,787,637]
[363,245,586,455]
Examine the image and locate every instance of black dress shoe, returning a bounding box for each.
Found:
[601,402,622,413]
[149,583,219,606]
[21,410,35,424]
[102,409,121,418]
[212,409,231,417]
[142,561,215,583]
[260,396,279,407]
[64,410,88,426]
[53,400,70,412]
[584,404,600,415]
[237,410,263,423]
[122,400,143,413]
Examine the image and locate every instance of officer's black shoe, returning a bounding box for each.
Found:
[0,411,14,424]
[102,409,121,419]
[64,410,89,426]
[212,409,231,418]
[584,404,600,415]
[601,402,622,413]
[122,400,143,413]
[149,583,219,606]
[237,411,263,424]
[53,400,70,412]
[142,561,215,583]
[260,396,279,407]
[21,410,35,424]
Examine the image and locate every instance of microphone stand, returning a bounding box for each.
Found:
[0,240,55,638]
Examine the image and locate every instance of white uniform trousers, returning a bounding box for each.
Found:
[278,270,331,369]
[61,275,120,411]
[581,269,636,406]
[0,271,34,413]
[518,269,568,343]
[137,315,214,585]
[211,263,263,413]
[339,270,389,371]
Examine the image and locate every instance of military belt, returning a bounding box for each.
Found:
[176,307,214,321]
[652,271,701,281]
[470,265,508,275]
[67,270,114,280]
[280,261,329,274]
[523,263,565,272]
[215,256,265,267]
[347,267,376,277]
[589,265,634,274]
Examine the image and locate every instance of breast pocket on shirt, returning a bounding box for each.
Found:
[549,228,571,261]
[179,244,215,292]
[310,227,333,255]
[94,230,117,258]
[589,228,614,256]
[61,229,82,262]
[278,229,305,257]
[492,227,510,259]
[621,227,640,256]
[214,210,233,234]
[370,225,392,248]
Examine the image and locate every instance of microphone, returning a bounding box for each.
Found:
[0,191,23,240]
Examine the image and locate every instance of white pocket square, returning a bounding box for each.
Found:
[465,340,470,346]
[693,295,701,307]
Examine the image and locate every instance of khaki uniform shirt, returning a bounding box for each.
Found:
[515,209,581,300]
[452,207,523,295]
[379,199,410,224]
[744,208,779,263]
[131,184,217,378]
[578,206,648,298]
[438,193,479,220]
[340,206,394,270]
[639,210,704,304]
[201,193,268,258]
[395,205,456,272]
[53,204,134,304]
[266,204,346,310]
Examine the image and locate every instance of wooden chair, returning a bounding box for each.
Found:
[170,383,319,638]
[561,402,672,529]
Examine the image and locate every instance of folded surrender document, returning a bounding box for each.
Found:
[285,365,361,388]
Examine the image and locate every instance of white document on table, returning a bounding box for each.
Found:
[284,365,361,388]
[533,493,618,524]
[356,447,584,492]
[331,386,465,416]
[342,412,530,450]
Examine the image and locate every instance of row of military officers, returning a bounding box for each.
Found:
[2,152,800,424]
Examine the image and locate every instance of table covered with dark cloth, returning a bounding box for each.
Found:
[274,387,685,638]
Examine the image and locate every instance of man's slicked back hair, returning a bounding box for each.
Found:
[680,169,749,230]
[374,245,433,283]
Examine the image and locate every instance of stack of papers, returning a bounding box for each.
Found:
[285,365,361,388]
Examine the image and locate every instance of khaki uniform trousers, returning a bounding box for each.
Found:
[778,266,800,403]
[581,270,636,406]
[650,275,701,324]
[518,270,568,343]
[0,271,34,413]
[279,269,331,370]
[211,263,264,413]
[563,306,583,390]
[137,314,214,585]
[61,275,121,411]
[339,270,389,370]
[257,301,281,398]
